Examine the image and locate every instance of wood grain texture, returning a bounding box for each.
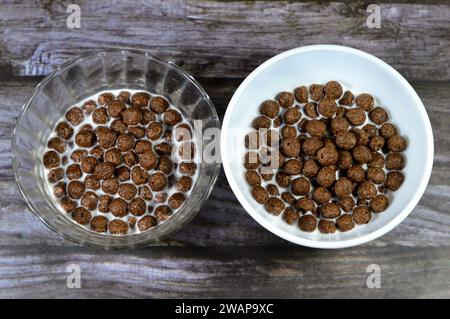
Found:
[0,1,449,80]
[1,245,449,298]
[1,0,450,299]
[1,78,449,248]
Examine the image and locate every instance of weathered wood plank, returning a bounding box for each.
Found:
[0,1,449,80]
[0,245,449,298]
[1,78,449,247]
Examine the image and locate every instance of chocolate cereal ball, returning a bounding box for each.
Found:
[72,207,91,225]
[129,197,147,216]
[82,100,97,114]
[104,148,123,166]
[164,109,182,126]
[117,91,131,104]
[117,133,135,152]
[339,196,355,212]
[379,123,397,139]
[98,195,111,213]
[334,177,353,198]
[61,196,76,213]
[312,186,332,205]
[168,193,185,210]
[339,91,354,106]
[146,122,164,140]
[336,214,355,232]
[281,126,297,139]
[298,215,317,232]
[111,119,127,134]
[369,136,385,152]
[90,215,108,233]
[67,180,85,199]
[282,207,300,225]
[109,219,128,235]
[102,177,119,194]
[347,165,365,183]
[284,159,303,175]
[138,215,157,231]
[66,163,82,180]
[155,205,172,222]
[43,150,60,169]
[324,81,343,99]
[294,86,308,103]
[370,194,389,213]
[81,191,98,210]
[117,183,137,200]
[335,131,357,150]
[366,167,385,184]
[331,116,350,135]
[93,127,115,149]
[98,92,114,105]
[302,138,323,156]
[80,156,98,174]
[294,197,316,213]
[302,159,320,178]
[150,96,169,114]
[275,173,290,188]
[318,219,337,234]
[291,177,310,195]
[252,116,271,130]
[109,198,128,218]
[385,171,404,191]
[245,131,261,149]
[260,100,280,119]
[47,137,66,153]
[320,203,341,219]
[345,107,366,126]
[386,152,405,170]
[281,192,295,205]
[75,130,96,148]
[131,166,149,185]
[92,107,109,124]
[53,182,67,198]
[387,135,407,152]
[48,168,64,183]
[309,84,325,101]
[316,146,339,166]
[283,107,302,124]
[156,157,173,175]
[303,102,318,118]
[138,186,153,201]
[363,124,378,137]
[85,175,100,190]
[352,206,372,224]
[281,138,301,157]
[134,140,152,154]
[141,109,156,125]
[369,107,388,125]
[148,172,167,191]
[122,107,142,126]
[338,150,353,170]
[352,145,373,164]
[357,181,377,200]
[107,100,126,118]
[368,152,385,169]
[318,98,338,117]
[94,162,114,180]
[306,119,326,138]
[131,92,150,108]
[245,170,261,187]
[56,121,74,140]
[251,185,269,204]
[266,184,279,196]
[276,92,294,108]
[264,197,285,215]
[355,93,374,111]
[352,128,370,146]
[175,176,193,192]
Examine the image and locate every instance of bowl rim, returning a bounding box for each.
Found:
[11,48,221,249]
[221,44,434,249]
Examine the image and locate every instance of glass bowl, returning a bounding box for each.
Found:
[12,49,220,249]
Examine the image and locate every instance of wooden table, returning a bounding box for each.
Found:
[0,0,449,298]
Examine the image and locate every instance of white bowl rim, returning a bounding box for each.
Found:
[221,44,434,249]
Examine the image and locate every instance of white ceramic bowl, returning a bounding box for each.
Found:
[221,45,433,249]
